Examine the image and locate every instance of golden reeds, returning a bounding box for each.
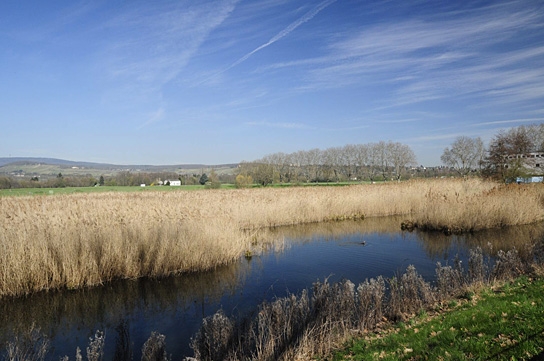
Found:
[1,178,543,298]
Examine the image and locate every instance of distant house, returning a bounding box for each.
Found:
[168,180,181,186]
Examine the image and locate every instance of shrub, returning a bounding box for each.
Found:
[235,174,253,188]
[492,248,524,281]
[190,311,234,361]
[435,259,466,300]
[356,276,386,330]
[387,265,435,321]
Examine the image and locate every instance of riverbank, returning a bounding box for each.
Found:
[186,242,544,360]
[333,275,544,360]
[1,178,543,298]
[3,244,544,360]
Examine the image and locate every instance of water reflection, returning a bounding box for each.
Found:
[1,217,542,360]
[0,262,249,359]
[415,221,544,260]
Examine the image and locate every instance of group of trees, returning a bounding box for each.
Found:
[238,141,418,186]
[442,124,544,181]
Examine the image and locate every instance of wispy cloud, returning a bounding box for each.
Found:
[273,1,544,110]
[138,106,165,130]
[470,118,544,127]
[246,120,309,129]
[102,0,239,89]
[202,0,336,83]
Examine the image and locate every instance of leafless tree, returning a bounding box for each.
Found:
[389,142,417,181]
[441,136,485,177]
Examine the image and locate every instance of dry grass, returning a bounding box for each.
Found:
[406,181,544,233]
[1,178,543,298]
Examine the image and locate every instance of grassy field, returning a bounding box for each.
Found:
[0,181,360,197]
[333,276,544,360]
[0,184,212,196]
[1,178,543,298]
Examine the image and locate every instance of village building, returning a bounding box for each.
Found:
[504,152,544,183]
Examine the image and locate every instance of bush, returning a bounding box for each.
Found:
[235,174,253,188]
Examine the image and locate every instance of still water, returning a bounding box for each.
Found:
[1,217,542,359]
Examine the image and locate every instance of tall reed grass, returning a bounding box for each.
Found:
[1,179,543,298]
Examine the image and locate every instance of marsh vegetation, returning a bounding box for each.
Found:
[1,178,543,298]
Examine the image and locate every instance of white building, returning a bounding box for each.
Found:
[504,152,543,174]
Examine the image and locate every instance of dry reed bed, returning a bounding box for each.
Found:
[1,179,543,298]
[407,182,544,234]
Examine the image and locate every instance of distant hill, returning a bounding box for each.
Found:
[0,157,238,177]
[0,157,99,167]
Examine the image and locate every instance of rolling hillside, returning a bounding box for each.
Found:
[0,157,238,178]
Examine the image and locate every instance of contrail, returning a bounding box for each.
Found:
[229,0,337,69]
[198,0,336,84]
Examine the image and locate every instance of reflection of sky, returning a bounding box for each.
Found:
[1,220,542,359]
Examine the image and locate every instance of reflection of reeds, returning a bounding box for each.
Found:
[0,261,247,344]
[1,179,543,297]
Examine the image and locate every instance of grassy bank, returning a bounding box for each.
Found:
[334,276,544,360]
[1,178,543,298]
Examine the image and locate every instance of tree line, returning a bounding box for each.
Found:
[442,123,544,182]
[238,141,418,186]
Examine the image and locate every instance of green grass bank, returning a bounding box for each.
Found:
[333,276,544,361]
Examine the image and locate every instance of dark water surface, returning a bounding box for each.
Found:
[1,217,543,359]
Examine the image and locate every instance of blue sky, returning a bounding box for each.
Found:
[1,0,543,166]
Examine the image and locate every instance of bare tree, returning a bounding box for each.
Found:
[389,142,417,181]
[441,136,485,177]
[367,143,382,182]
[322,147,342,182]
[353,144,369,181]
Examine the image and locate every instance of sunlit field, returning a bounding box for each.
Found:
[1,178,543,298]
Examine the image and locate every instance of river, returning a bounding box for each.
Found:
[1,216,542,360]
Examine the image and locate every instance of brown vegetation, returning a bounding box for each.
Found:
[1,178,543,298]
[406,181,544,234]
